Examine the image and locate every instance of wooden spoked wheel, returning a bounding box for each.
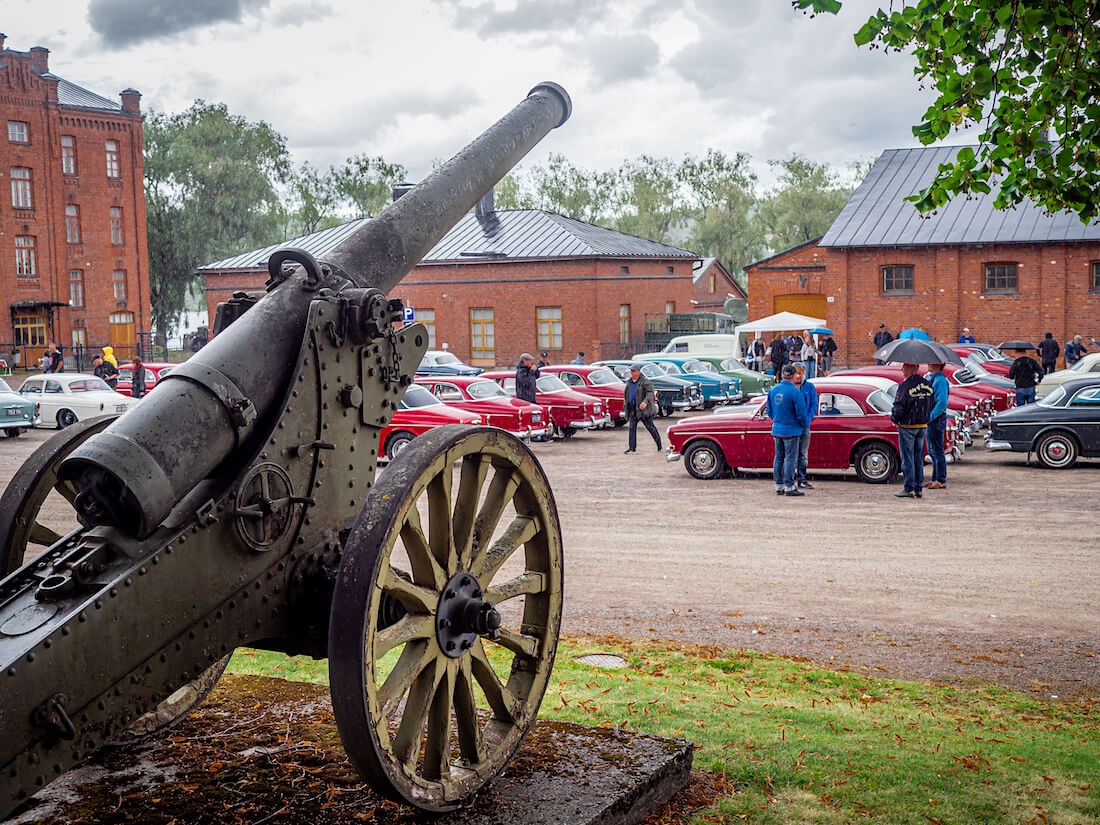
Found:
[328,425,563,811]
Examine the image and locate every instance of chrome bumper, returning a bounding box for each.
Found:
[516,425,553,439]
[569,414,612,429]
[984,435,1013,451]
[671,399,693,409]
[665,449,681,462]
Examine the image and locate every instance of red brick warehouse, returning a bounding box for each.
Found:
[202,190,699,368]
[745,146,1100,368]
[0,34,150,368]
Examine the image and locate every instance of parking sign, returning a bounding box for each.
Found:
[402,305,415,323]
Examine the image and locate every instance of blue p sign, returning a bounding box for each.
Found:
[402,305,415,323]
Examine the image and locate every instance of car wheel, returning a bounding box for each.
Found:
[1035,431,1078,469]
[702,400,716,410]
[613,418,626,428]
[854,441,899,484]
[560,426,576,439]
[683,440,727,480]
[2,428,20,439]
[384,431,415,458]
[657,403,672,418]
[56,409,78,429]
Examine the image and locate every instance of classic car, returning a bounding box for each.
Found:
[414,375,552,439]
[380,384,483,459]
[941,364,1015,411]
[985,376,1100,469]
[666,380,905,483]
[689,355,774,396]
[480,370,611,436]
[631,354,741,407]
[539,364,627,424]
[596,360,704,416]
[18,373,136,428]
[835,364,997,426]
[951,344,1012,376]
[0,377,39,437]
[115,361,178,396]
[415,350,482,376]
[1036,352,1100,398]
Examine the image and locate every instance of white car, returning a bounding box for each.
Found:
[1036,352,1100,398]
[18,373,137,429]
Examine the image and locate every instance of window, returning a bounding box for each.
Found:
[559,372,584,387]
[882,265,914,293]
[13,314,47,348]
[109,207,124,245]
[8,121,29,143]
[817,393,863,416]
[15,236,36,277]
[709,273,716,293]
[470,308,494,362]
[620,265,630,275]
[1092,262,1100,291]
[11,167,32,208]
[984,262,1018,292]
[65,205,81,244]
[105,140,120,178]
[537,306,562,350]
[666,265,674,274]
[619,304,631,344]
[61,135,77,174]
[112,269,127,300]
[665,301,676,314]
[433,384,463,402]
[72,328,87,349]
[69,270,85,307]
[415,308,436,348]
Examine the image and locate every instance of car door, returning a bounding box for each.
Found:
[811,393,868,468]
[1067,385,1100,454]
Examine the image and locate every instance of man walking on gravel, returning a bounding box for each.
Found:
[766,364,810,496]
[891,363,934,499]
[623,362,661,454]
[1038,333,1060,374]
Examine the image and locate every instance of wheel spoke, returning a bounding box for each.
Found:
[378,639,434,719]
[381,566,437,615]
[392,654,446,766]
[401,508,446,591]
[491,627,541,659]
[423,662,456,780]
[476,516,539,584]
[29,521,64,547]
[469,640,515,721]
[375,614,435,659]
[469,469,520,572]
[55,479,80,507]
[452,455,491,567]
[427,466,457,573]
[453,658,483,764]
[483,572,546,604]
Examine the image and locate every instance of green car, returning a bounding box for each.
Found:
[692,355,774,396]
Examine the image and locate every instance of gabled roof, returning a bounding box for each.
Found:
[693,256,748,299]
[56,76,123,112]
[200,218,371,271]
[820,146,1100,248]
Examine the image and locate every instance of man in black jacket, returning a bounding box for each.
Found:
[890,363,934,498]
[768,334,787,377]
[516,353,539,404]
[872,324,893,364]
[1037,333,1060,374]
[1008,349,1043,405]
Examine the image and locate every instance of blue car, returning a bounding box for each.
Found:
[415,350,482,376]
[0,377,39,437]
[633,355,741,408]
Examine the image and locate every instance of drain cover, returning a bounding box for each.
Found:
[574,653,628,669]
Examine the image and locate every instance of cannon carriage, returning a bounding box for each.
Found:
[0,83,571,818]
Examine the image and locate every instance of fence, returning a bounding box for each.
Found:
[597,340,667,361]
[0,332,154,374]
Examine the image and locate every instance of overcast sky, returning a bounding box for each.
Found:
[6,0,967,188]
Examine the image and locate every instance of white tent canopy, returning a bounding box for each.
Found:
[732,311,827,358]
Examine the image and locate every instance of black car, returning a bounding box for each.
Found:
[985,376,1100,468]
[596,360,704,416]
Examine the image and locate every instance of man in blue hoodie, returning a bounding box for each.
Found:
[924,362,950,489]
[792,365,818,489]
[766,364,810,496]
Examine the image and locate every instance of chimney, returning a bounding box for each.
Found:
[475,188,495,220]
[29,46,49,73]
[44,76,59,102]
[0,34,7,52]
[120,88,142,113]
[391,182,415,202]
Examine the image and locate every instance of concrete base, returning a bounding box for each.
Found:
[11,675,694,825]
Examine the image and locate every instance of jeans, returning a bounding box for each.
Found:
[805,359,816,379]
[1015,387,1036,405]
[897,426,927,493]
[1042,361,1056,375]
[627,410,661,451]
[926,413,947,484]
[795,428,811,483]
[773,435,799,491]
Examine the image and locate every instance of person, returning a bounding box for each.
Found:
[131,357,147,399]
[37,351,50,372]
[768,334,787,377]
[536,352,550,368]
[800,332,817,379]
[792,365,817,489]
[1038,332,1060,374]
[786,331,803,356]
[92,355,119,389]
[958,327,976,344]
[516,353,539,404]
[622,362,661,453]
[890,363,934,498]
[1065,335,1087,366]
[751,337,766,372]
[872,324,893,364]
[819,334,838,375]
[924,363,950,489]
[102,346,118,368]
[1008,349,1043,405]
[571,352,586,365]
[46,343,63,373]
[766,365,809,496]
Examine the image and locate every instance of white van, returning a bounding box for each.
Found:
[659,334,739,356]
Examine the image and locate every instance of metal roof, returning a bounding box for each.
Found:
[55,77,123,112]
[200,218,372,270]
[820,146,1100,248]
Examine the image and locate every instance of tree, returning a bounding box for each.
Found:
[144,101,290,331]
[330,154,407,219]
[796,0,1100,222]
[756,155,852,251]
[613,155,683,244]
[526,153,619,225]
[288,162,341,236]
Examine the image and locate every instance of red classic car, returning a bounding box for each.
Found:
[835,365,996,427]
[380,384,482,459]
[538,364,627,425]
[414,375,552,439]
[951,345,1013,377]
[115,361,178,397]
[480,370,611,436]
[666,380,957,484]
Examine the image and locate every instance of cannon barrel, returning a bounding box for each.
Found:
[59,82,571,538]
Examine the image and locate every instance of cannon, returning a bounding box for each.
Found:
[0,82,571,817]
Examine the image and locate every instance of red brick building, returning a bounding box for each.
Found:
[745,146,1100,367]
[0,34,150,368]
[202,198,699,367]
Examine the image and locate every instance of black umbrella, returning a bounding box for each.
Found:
[997,341,1039,351]
[873,338,964,366]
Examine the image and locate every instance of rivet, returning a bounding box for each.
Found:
[124,577,132,587]
[26,652,35,662]
[109,589,118,598]
[94,599,102,609]
[61,627,70,636]
[7,667,15,677]
[138,567,147,576]
[43,639,51,649]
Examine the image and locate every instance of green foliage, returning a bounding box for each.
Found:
[330,154,406,220]
[526,153,620,225]
[794,0,1100,222]
[756,154,854,250]
[613,155,682,244]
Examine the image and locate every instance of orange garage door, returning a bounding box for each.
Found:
[773,293,827,321]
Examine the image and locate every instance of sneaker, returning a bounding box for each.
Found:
[915,490,923,498]
[776,489,785,496]
[656,445,663,452]
[797,481,814,489]
[623,449,635,454]
[894,490,915,498]
[785,489,805,497]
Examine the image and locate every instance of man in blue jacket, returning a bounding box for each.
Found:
[792,365,818,489]
[766,364,810,496]
[891,363,935,498]
[924,363,950,489]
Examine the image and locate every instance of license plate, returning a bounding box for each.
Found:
[116,404,128,412]
[5,407,18,416]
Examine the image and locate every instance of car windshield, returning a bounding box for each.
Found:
[966,349,988,363]
[68,378,112,392]
[1070,358,1091,372]
[655,362,680,374]
[400,385,441,408]
[866,390,893,414]
[641,364,664,379]
[434,353,462,365]
[467,380,507,399]
[536,376,568,392]
[1038,386,1067,407]
[721,358,747,371]
[587,368,619,385]
[0,378,11,393]
[965,358,992,377]
[686,359,715,373]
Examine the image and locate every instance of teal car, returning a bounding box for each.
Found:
[0,377,39,437]
[633,355,741,408]
[692,355,774,396]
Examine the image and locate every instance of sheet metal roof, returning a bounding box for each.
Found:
[820,146,1100,248]
[200,218,371,270]
[55,77,123,112]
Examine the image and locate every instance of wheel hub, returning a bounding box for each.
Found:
[1049,442,1066,458]
[436,572,501,657]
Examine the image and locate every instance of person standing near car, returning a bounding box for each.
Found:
[131,357,147,399]
[93,355,119,390]
[1008,349,1043,405]
[890,363,934,498]
[819,334,837,375]
[516,353,539,404]
[872,324,893,364]
[1038,332,1060,374]
[800,332,817,379]
[957,327,975,344]
[768,334,787,377]
[46,343,63,373]
[751,337,766,371]
[766,364,810,497]
[623,362,661,453]
[571,352,586,365]
[791,364,817,490]
[924,362,950,489]
[1065,334,1088,366]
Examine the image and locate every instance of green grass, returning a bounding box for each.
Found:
[227,636,1099,824]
